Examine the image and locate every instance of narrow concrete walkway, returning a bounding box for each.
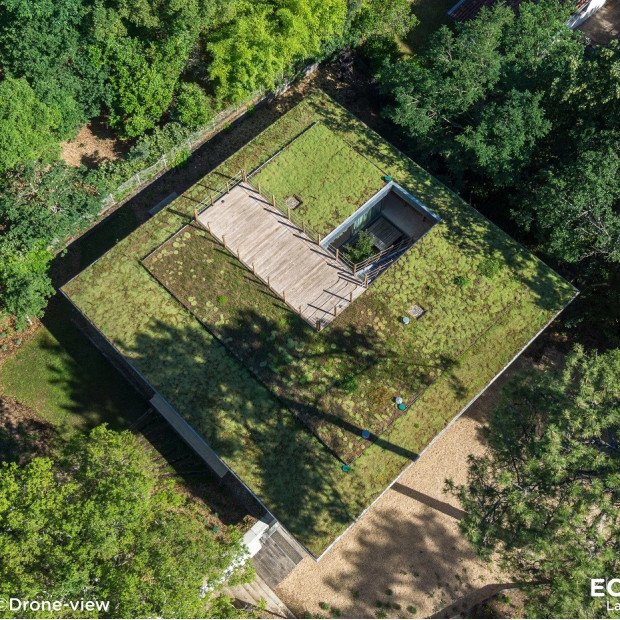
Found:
[198,182,366,329]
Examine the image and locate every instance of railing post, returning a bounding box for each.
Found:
[335,248,339,261]
[316,319,321,331]
[318,233,322,244]
[287,206,291,220]
[237,248,242,261]
[299,305,303,316]
[222,234,226,247]
[283,290,287,303]
[272,194,276,208]
[193,206,198,221]
[349,291,353,303]
[210,193,214,206]
[302,221,306,234]
[226,181,230,193]
[242,169,247,182]
[252,262,256,275]
[364,273,369,288]
[353,264,357,276]
[257,182,262,195]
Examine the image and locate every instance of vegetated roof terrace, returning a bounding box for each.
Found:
[63,91,577,557]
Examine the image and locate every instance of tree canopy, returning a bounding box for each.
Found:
[448,346,620,618]
[0,425,251,618]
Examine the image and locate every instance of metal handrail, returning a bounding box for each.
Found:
[195,171,245,218]
[348,236,413,274]
[244,177,358,276]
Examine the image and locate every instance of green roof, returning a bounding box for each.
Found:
[63,91,576,556]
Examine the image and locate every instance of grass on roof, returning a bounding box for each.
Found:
[251,122,386,236]
[63,91,576,556]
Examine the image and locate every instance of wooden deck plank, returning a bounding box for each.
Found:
[197,182,367,328]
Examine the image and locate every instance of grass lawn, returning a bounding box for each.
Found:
[0,303,147,439]
[63,91,576,556]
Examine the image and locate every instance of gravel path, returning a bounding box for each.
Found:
[275,358,531,619]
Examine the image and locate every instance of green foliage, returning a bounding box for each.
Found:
[0,78,61,172]
[0,162,104,323]
[453,275,471,288]
[0,0,103,138]
[477,258,502,279]
[172,82,215,128]
[516,130,620,264]
[449,346,620,618]
[455,89,551,187]
[206,0,347,103]
[351,0,418,39]
[344,230,376,263]
[359,34,403,75]
[0,425,250,618]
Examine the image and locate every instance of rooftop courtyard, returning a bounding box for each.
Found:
[63,91,577,557]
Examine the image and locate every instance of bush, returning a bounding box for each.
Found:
[338,373,359,393]
[172,82,215,128]
[454,275,472,288]
[478,257,502,279]
[345,230,376,264]
[359,35,403,74]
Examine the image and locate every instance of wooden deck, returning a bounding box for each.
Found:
[198,182,367,328]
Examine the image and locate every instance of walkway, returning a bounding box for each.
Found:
[580,0,620,45]
[197,182,366,328]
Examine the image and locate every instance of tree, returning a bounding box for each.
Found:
[0,0,104,138]
[0,78,61,173]
[455,89,551,187]
[378,4,513,144]
[516,131,620,264]
[0,425,252,618]
[0,162,106,323]
[206,0,347,103]
[350,0,417,39]
[172,82,215,128]
[448,346,620,618]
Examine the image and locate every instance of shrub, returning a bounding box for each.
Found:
[217,295,228,305]
[338,373,359,393]
[478,257,502,279]
[172,83,215,129]
[345,230,376,264]
[319,602,329,611]
[454,275,471,288]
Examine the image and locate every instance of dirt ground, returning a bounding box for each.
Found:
[61,118,129,168]
[275,355,536,619]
